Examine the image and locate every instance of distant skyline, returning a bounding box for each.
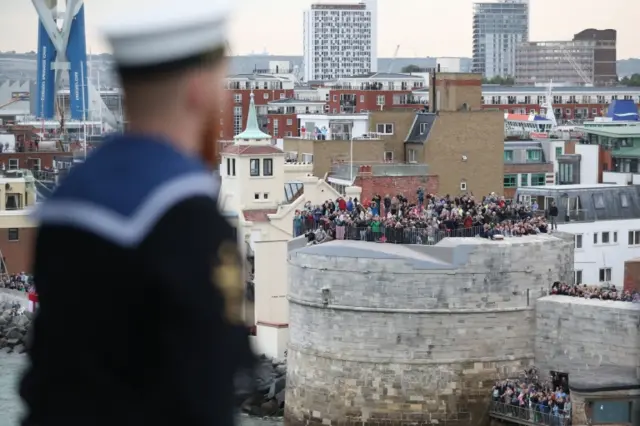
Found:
[0,0,637,59]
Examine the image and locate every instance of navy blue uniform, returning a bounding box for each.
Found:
[19,135,251,426]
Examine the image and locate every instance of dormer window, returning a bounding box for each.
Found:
[250,159,260,176]
[263,159,273,176]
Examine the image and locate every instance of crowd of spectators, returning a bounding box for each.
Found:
[293,190,551,245]
[492,368,571,426]
[0,272,32,292]
[551,282,639,303]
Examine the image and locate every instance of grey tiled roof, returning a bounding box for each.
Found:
[404,112,437,144]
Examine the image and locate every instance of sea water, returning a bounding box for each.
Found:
[0,354,283,426]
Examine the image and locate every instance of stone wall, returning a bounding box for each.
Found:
[535,296,640,381]
[285,234,573,426]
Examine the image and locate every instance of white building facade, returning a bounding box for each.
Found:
[472,0,529,79]
[303,0,377,82]
[516,184,640,287]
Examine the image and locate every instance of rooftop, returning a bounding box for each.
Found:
[578,126,640,138]
[405,112,437,144]
[481,85,640,93]
[340,72,424,80]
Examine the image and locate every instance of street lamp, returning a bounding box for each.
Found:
[349,133,354,183]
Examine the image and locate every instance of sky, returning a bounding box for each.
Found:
[0,0,636,59]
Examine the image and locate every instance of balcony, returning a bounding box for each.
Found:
[289,131,381,141]
[328,83,423,91]
[330,162,429,180]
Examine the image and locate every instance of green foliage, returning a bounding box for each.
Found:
[401,64,422,73]
[620,73,640,86]
[481,76,515,85]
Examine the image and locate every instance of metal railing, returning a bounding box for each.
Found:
[489,401,571,426]
[293,220,485,245]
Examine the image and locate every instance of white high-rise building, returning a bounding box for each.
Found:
[303,0,378,82]
[472,0,529,79]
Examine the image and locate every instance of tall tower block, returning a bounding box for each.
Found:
[34,0,89,121]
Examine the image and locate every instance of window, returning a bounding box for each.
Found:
[376,95,385,105]
[602,231,610,243]
[504,174,517,188]
[613,232,617,243]
[31,158,41,171]
[531,174,546,186]
[302,153,313,163]
[5,194,21,210]
[250,159,260,176]
[575,270,582,285]
[263,93,269,100]
[594,233,598,244]
[226,158,231,176]
[332,95,337,102]
[254,193,260,200]
[555,147,563,157]
[285,131,292,137]
[279,93,285,99]
[7,228,18,242]
[407,149,417,163]
[286,118,293,126]
[263,193,269,199]
[234,94,242,103]
[575,234,583,249]
[526,150,541,162]
[460,181,467,191]
[419,123,429,134]
[8,159,18,170]
[263,159,273,176]
[520,174,528,187]
[594,194,605,209]
[620,193,629,207]
[360,95,365,102]
[376,123,394,135]
[628,230,640,245]
[384,151,393,161]
[504,151,513,162]
[232,159,236,176]
[599,268,612,282]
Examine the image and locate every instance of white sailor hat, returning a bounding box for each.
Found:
[100,0,232,69]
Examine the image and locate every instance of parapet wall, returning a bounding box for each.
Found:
[285,234,574,426]
[535,296,640,384]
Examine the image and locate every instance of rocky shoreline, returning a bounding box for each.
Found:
[236,355,287,418]
[0,302,31,354]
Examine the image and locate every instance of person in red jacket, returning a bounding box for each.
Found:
[337,197,347,211]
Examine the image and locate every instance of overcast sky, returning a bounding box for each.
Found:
[0,0,636,59]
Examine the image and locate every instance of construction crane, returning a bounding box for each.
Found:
[561,48,593,86]
[0,96,29,110]
[388,44,400,73]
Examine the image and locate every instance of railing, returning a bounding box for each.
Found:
[293,221,485,245]
[328,84,424,91]
[489,401,571,426]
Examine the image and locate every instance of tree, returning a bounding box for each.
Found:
[401,64,422,73]
[620,74,640,87]
[482,76,515,85]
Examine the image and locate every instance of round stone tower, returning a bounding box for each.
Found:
[285,234,574,426]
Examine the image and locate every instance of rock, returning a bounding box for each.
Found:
[13,315,30,327]
[259,399,279,417]
[6,338,20,348]
[274,364,287,376]
[275,389,285,408]
[24,311,34,321]
[266,375,286,399]
[5,327,22,340]
[14,344,25,354]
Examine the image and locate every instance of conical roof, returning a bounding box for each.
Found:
[234,92,271,140]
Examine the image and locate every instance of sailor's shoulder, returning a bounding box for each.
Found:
[36,136,220,247]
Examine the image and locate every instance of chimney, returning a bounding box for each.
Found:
[430,64,440,113]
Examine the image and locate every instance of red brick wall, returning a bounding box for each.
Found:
[355,174,439,203]
[327,90,425,113]
[0,227,35,274]
[220,89,295,139]
[623,259,640,293]
[266,113,298,138]
[0,152,59,170]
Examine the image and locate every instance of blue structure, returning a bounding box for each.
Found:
[66,5,88,121]
[606,100,639,121]
[36,21,56,119]
[35,2,89,121]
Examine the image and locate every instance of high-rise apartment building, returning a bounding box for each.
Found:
[472,0,529,79]
[515,29,617,86]
[303,0,378,82]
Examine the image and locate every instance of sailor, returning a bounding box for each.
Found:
[19,1,253,425]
